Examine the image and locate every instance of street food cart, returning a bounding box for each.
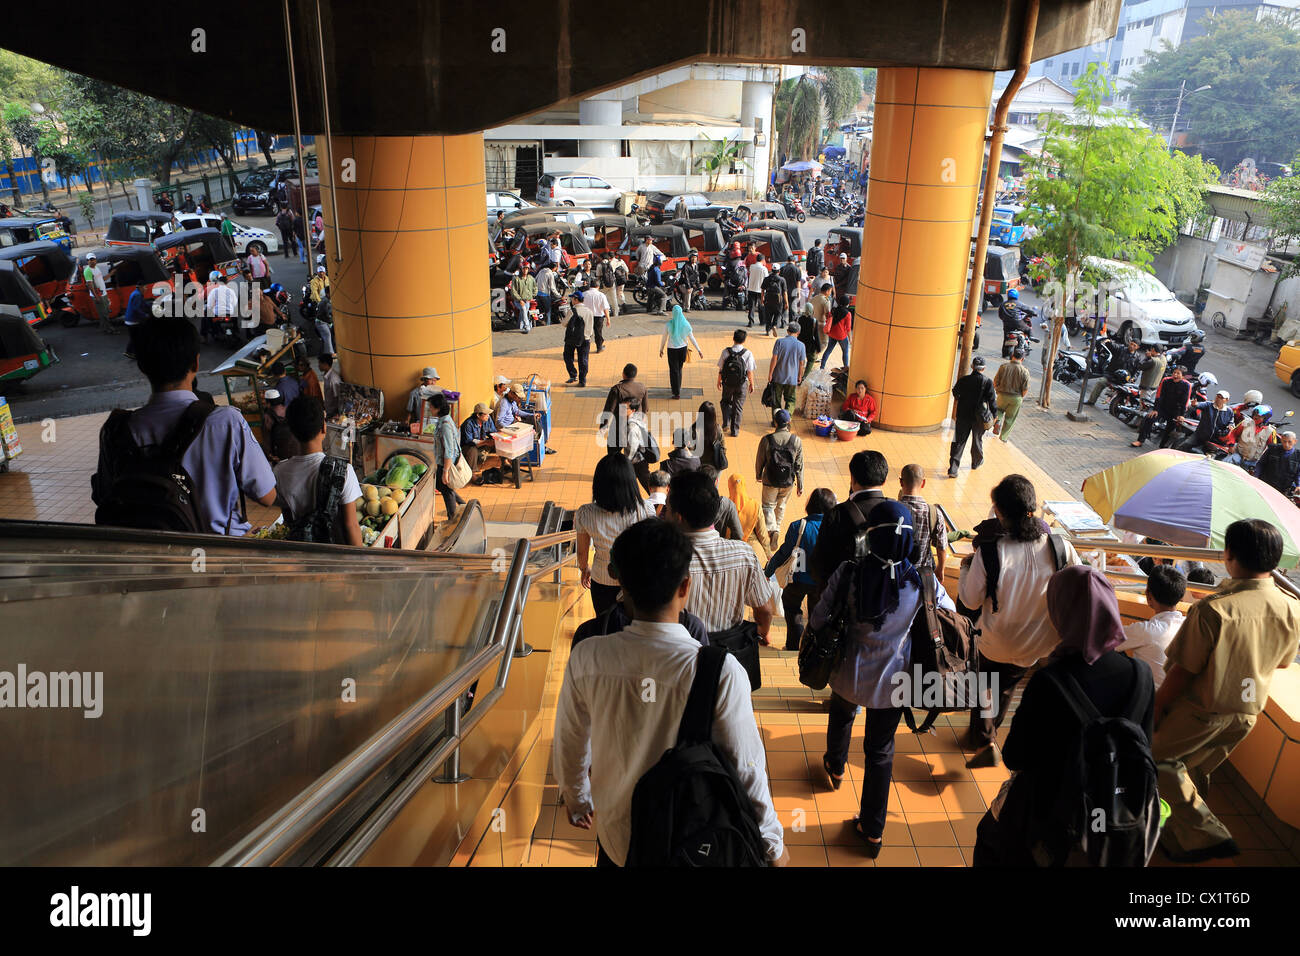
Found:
[327,382,385,477]
[0,396,21,472]
[213,327,305,442]
[358,444,437,549]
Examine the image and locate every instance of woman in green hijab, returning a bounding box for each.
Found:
[658,304,705,400]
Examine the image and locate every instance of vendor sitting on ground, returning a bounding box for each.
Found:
[460,402,498,475]
[840,379,878,435]
[406,367,442,424]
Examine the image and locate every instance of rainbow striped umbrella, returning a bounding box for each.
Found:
[1082,449,1300,568]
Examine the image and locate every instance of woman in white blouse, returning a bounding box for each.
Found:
[574,452,657,615]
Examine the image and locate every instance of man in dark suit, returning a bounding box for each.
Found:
[949,357,998,478]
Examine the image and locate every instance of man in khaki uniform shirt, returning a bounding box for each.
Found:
[992,349,1031,442]
[1152,519,1300,862]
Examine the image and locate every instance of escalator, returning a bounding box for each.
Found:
[0,503,573,866]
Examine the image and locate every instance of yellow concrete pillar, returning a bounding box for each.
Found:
[853,67,993,431]
[322,134,494,418]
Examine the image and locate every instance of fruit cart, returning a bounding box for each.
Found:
[357,448,436,549]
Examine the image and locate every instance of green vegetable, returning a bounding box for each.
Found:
[385,462,414,488]
[389,455,410,468]
[410,462,428,477]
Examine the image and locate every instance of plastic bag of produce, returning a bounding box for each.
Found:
[802,368,834,420]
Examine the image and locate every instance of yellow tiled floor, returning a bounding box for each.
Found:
[3,326,1295,867]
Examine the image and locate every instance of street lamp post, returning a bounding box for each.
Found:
[1168,81,1211,150]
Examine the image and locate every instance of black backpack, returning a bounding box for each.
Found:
[900,568,977,734]
[92,401,216,533]
[625,645,768,867]
[764,434,796,488]
[1031,663,1160,867]
[286,455,351,543]
[564,309,586,348]
[761,273,784,307]
[720,348,748,389]
[599,260,616,288]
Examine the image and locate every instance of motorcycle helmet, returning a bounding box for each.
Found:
[1189,330,1205,344]
[1253,404,1274,425]
[268,282,284,295]
[1197,372,1218,388]
[1006,288,1019,300]
[1243,389,1263,406]
[208,270,222,282]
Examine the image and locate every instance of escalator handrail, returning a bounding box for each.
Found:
[435,498,487,554]
[216,538,534,866]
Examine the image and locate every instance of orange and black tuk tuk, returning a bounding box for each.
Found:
[823,227,863,264]
[0,241,77,326]
[104,211,173,247]
[0,304,59,384]
[735,200,788,224]
[736,229,794,266]
[68,246,172,324]
[0,260,48,326]
[742,220,807,264]
[980,244,1021,308]
[622,224,692,273]
[582,215,639,257]
[508,221,593,271]
[153,228,240,285]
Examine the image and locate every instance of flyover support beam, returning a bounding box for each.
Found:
[324,134,494,417]
[853,67,994,432]
[740,80,774,198]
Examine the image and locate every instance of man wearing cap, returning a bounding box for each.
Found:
[510,261,538,334]
[1254,431,1300,497]
[562,288,595,388]
[406,367,443,424]
[496,381,537,433]
[756,409,804,551]
[490,374,512,421]
[83,252,116,334]
[308,265,330,304]
[261,389,300,463]
[948,357,997,478]
[831,252,852,300]
[992,348,1031,442]
[460,402,498,475]
[1184,389,1235,454]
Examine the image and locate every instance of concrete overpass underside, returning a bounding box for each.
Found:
[5,0,1121,428]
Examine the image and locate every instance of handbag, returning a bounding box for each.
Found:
[797,559,855,690]
[760,382,775,408]
[981,405,996,432]
[708,620,762,691]
[448,451,473,490]
[684,348,696,364]
[773,519,807,589]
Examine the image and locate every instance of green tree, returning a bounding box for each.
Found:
[1127,10,1300,171]
[3,103,50,203]
[1024,67,1217,406]
[696,134,749,191]
[775,68,863,161]
[1261,154,1300,274]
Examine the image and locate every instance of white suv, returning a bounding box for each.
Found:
[538,173,621,209]
[1086,257,1197,347]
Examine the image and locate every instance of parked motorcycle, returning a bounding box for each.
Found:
[844,202,865,227]
[1106,371,1144,425]
[1052,349,1088,385]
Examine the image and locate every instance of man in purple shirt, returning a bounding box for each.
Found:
[101,319,277,535]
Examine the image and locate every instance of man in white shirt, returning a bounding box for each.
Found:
[535,262,557,326]
[746,254,770,327]
[668,471,776,640]
[1119,564,1186,691]
[583,283,612,352]
[636,237,661,275]
[716,328,756,438]
[83,252,115,334]
[958,474,1081,767]
[553,517,787,867]
[203,271,239,342]
[272,394,364,546]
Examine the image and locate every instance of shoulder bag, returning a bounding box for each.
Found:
[797,559,855,690]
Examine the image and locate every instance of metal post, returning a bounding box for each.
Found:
[313,0,343,264]
[955,0,1040,389]
[1167,80,1185,151]
[281,0,313,251]
[432,697,470,784]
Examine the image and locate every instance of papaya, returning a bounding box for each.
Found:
[380,497,399,516]
[364,499,381,518]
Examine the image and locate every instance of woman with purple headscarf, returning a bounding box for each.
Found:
[972,565,1155,867]
[809,498,957,857]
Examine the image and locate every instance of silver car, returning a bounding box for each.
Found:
[537,172,621,209]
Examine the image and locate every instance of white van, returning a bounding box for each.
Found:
[1085,257,1197,346]
[537,173,622,209]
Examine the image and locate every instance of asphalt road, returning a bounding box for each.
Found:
[2,214,315,423]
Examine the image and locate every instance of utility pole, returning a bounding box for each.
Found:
[1168,81,1211,150]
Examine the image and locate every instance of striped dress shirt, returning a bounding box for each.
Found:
[683,528,771,632]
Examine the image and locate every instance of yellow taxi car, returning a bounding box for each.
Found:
[1277,340,1300,398]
